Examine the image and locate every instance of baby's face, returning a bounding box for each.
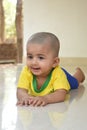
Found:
[26,42,58,77]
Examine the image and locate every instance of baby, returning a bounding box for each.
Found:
[17,32,85,106]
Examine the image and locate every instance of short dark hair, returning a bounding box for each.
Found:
[27,32,60,56]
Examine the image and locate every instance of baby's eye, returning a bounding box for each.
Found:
[38,56,44,60]
[27,55,33,59]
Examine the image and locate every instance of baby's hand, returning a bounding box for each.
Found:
[16,96,34,106]
[29,96,48,107]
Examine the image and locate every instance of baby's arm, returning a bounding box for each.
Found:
[45,89,67,104]
[16,88,33,106]
[29,89,67,106]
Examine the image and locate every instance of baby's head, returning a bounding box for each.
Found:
[27,32,60,57]
[26,32,60,76]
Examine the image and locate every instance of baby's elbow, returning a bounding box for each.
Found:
[57,89,67,102]
[60,97,65,102]
[59,95,66,102]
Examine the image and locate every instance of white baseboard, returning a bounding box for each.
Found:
[60,57,87,66]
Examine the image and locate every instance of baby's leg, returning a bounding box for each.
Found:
[62,68,85,89]
[62,68,79,89]
[73,68,85,84]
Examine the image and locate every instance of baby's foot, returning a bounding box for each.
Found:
[76,67,85,83]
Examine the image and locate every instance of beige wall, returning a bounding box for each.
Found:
[24,0,87,57]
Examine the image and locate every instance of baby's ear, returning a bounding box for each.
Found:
[52,57,60,68]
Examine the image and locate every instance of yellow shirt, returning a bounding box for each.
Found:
[17,66,70,96]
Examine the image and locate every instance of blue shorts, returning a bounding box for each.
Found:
[62,68,79,89]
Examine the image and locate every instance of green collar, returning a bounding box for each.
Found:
[33,70,53,93]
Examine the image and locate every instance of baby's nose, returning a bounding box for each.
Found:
[32,58,37,65]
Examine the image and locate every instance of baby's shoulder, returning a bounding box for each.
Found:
[53,66,63,73]
[52,66,65,77]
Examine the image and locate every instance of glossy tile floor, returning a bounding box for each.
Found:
[0,64,87,130]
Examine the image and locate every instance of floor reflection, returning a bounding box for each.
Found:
[2,104,17,130]
[0,64,87,130]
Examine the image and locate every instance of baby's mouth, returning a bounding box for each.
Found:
[31,67,40,71]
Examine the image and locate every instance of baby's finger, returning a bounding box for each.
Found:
[24,100,29,106]
[34,100,42,106]
[31,99,39,106]
[41,101,46,106]
[29,98,34,105]
[16,100,24,106]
